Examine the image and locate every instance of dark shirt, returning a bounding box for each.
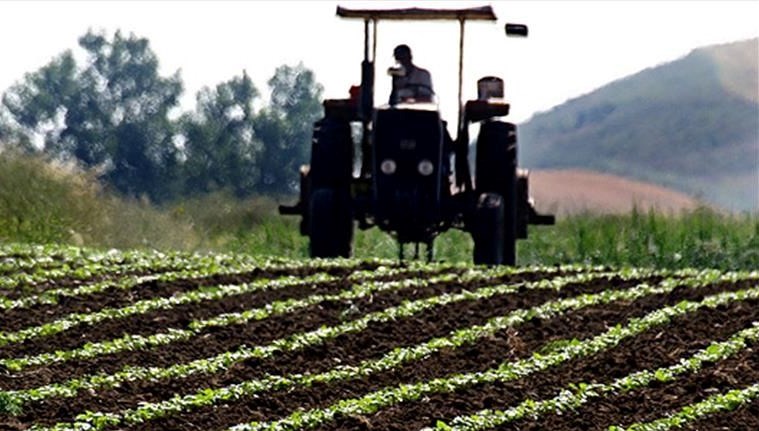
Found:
[390,65,434,104]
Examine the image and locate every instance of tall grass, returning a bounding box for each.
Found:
[517,207,759,270]
[227,206,758,271]
[1,150,756,270]
[0,151,200,250]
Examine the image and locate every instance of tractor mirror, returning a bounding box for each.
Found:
[505,23,528,37]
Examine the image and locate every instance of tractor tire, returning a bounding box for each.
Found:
[472,192,505,265]
[309,188,353,258]
[475,121,518,266]
[310,118,353,189]
[502,184,518,266]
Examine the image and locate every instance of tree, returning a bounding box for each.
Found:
[180,64,324,197]
[1,30,183,201]
[0,109,31,151]
[253,63,323,195]
[3,29,327,201]
[180,71,261,197]
[2,51,78,153]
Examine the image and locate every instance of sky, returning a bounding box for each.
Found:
[0,0,757,124]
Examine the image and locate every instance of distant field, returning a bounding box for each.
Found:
[528,169,704,215]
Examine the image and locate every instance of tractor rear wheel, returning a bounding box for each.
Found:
[309,188,353,258]
[475,121,518,265]
[472,192,505,265]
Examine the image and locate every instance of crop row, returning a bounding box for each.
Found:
[0,253,65,275]
[432,320,759,430]
[0,243,119,262]
[0,263,443,348]
[3,266,599,407]
[0,247,239,291]
[610,382,759,431]
[102,270,736,423]
[13,270,757,430]
[0,248,401,304]
[38,271,722,428]
[3,244,755,430]
[223,284,758,431]
[1,254,257,309]
[0,265,521,370]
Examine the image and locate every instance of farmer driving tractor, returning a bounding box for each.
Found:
[388,44,434,104]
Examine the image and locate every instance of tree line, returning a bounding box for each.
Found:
[0,30,323,202]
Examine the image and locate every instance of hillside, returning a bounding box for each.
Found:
[518,38,758,211]
[529,169,704,216]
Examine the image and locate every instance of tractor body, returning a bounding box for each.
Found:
[279,5,554,265]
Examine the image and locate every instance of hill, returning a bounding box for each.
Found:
[518,38,758,211]
[528,169,705,216]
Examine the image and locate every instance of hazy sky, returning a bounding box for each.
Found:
[1,1,757,123]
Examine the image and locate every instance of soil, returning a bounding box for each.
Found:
[135,282,757,431]
[319,298,759,431]
[0,261,386,328]
[12,268,591,422]
[3,263,756,431]
[533,349,759,430]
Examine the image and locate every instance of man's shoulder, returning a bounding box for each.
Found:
[415,66,431,77]
[410,66,432,82]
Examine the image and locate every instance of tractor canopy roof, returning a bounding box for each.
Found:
[336,5,497,22]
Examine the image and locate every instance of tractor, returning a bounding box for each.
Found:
[279,5,554,265]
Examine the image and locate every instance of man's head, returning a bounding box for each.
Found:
[393,44,413,67]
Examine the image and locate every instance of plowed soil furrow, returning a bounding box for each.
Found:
[532,348,759,431]
[0,266,438,359]
[14,273,640,424]
[318,297,759,431]
[0,269,551,391]
[117,280,750,431]
[0,261,390,331]
[678,398,759,431]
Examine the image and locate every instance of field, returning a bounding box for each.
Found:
[0,244,757,430]
[528,169,703,215]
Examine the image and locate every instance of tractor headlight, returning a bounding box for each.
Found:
[418,159,434,176]
[380,159,397,175]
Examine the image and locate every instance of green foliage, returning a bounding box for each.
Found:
[224,206,757,271]
[2,144,757,270]
[253,63,323,195]
[1,30,325,204]
[0,391,22,415]
[177,63,323,198]
[0,151,85,244]
[0,151,199,250]
[2,30,183,202]
[180,71,260,197]
[517,207,759,271]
